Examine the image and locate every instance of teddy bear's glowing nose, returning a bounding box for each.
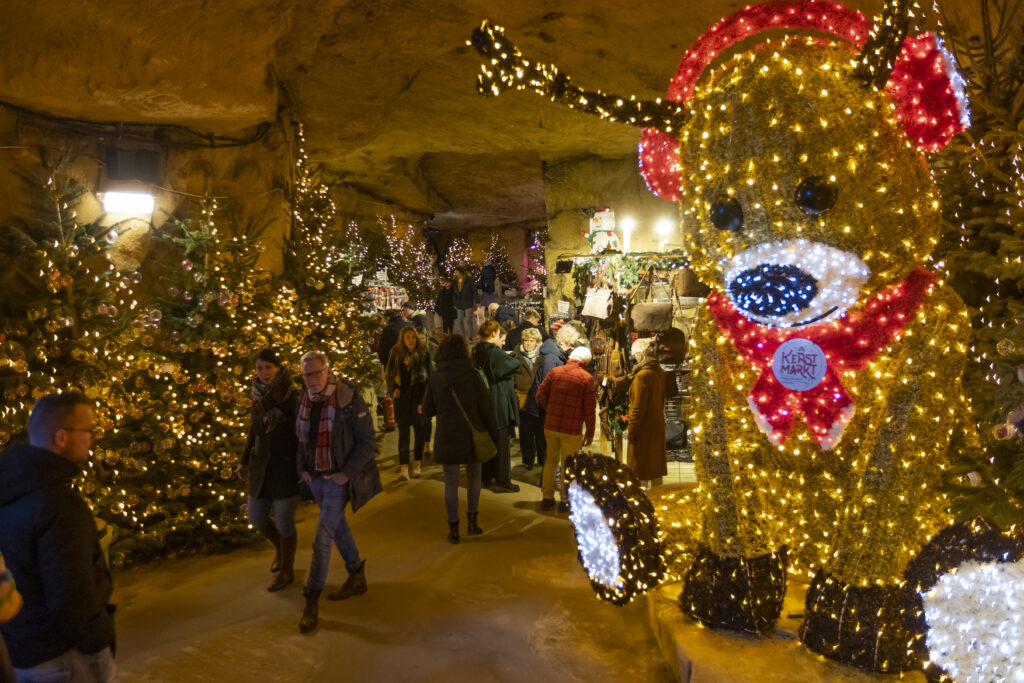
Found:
[728,264,819,317]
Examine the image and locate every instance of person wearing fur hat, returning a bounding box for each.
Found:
[626,338,667,488]
[237,348,301,593]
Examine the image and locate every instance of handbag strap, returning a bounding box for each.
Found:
[449,386,476,431]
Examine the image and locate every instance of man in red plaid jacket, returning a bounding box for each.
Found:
[536,346,596,512]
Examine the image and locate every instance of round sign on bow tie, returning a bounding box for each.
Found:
[772,338,828,391]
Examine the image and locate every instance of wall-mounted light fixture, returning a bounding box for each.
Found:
[102,191,155,215]
[555,258,574,274]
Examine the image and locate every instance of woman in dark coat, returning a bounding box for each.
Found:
[385,327,433,480]
[422,334,499,544]
[435,278,457,335]
[237,348,301,592]
[473,320,521,493]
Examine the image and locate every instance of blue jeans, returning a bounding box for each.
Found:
[443,463,482,523]
[306,478,362,591]
[247,494,299,537]
[14,647,117,683]
[482,291,496,307]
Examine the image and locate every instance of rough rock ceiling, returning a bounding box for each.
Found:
[0,0,972,231]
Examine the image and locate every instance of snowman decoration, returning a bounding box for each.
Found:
[588,208,620,254]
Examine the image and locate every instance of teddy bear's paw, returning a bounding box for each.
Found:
[564,452,666,606]
[902,517,1024,680]
[800,570,913,672]
[678,544,787,636]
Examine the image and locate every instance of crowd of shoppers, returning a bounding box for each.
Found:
[0,269,676,670]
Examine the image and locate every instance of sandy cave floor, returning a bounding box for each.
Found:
[111,429,675,682]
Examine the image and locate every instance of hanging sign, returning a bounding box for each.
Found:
[771,338,827,391]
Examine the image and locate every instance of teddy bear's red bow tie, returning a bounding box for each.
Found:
[706,267,935,450]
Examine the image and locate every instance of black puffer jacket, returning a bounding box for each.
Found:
[242,388,301,500]
[422,359,499,465]
[0,445,115,668]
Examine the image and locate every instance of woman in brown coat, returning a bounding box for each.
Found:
[626,337,667,487]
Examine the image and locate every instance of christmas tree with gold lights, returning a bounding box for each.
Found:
[935,4,1024,526]
[93,200,273,566]
[276,124,377,385]
[0,162,135,450]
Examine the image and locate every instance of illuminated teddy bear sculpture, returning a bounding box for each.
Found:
[473,0,1024,677]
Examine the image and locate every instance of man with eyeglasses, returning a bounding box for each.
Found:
[0,391,118,681]
[295,351,380,635]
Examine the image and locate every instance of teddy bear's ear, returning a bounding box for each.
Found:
[639,128,681,201]
[888,32,970,153]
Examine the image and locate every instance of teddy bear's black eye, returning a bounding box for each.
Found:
[795,176,838,215]
[710,195,744,232]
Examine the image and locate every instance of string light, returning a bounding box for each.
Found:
[467,0,986,676]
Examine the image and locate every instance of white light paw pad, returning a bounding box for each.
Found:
[923,560,1024,682]
[564,452,665,606]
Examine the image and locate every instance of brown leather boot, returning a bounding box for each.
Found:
[268,535,296,592]
[328,560,367,600]
[299,587,321,634]
[261,524,282,573]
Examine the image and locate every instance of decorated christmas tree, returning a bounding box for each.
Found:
[934,3,1024,526]
[524,226,547,298]
[382,215,437,310]
[0,161,135,451]
[93,200,273,566]
[441,235,474,276]
[486,232,519,290]
[275,123,377,386]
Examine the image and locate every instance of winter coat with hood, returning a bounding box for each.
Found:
[422,358,499,465]
[296,381,381,513]
[523,337,567,417]
[0,445,115,669]
[472,340,520,430]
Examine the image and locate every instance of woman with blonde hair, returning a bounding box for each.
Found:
[513,327,543,469]
[385,326,433,480]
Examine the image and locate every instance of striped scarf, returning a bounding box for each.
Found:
[297,379,338,472]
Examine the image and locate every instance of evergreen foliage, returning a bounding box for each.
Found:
[934,1,1024,525]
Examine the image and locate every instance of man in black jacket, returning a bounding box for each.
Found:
[0,392,117,680]
[377,307,411,367]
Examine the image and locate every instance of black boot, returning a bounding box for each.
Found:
[299,587,321,634]
[448,521,460,544]
[466,512,483,535]
[268,534,296,592]
[261,524,282,573]
[328,560,367,601]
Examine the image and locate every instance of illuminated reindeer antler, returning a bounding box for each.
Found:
[469,20,688,135]
[852,0,912,88]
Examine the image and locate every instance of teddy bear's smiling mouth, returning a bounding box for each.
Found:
[722,239,870,329]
